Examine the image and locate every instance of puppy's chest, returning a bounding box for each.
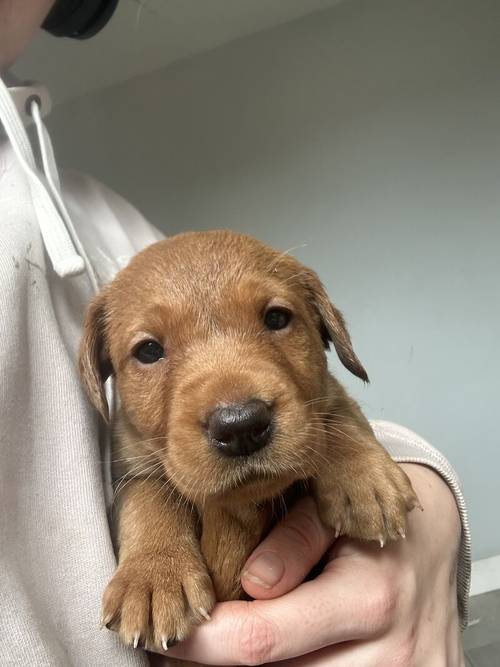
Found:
[111,421,309,602]
[198,481,308,601]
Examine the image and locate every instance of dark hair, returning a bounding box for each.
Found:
[42,0,119,39]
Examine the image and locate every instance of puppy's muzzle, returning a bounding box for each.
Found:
[207,399,273,457]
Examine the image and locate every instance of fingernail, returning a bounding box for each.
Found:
[242,551,284,589]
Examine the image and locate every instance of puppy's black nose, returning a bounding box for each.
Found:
[207,400,272,457]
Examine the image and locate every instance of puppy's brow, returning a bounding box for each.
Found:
[129,331,159,348]
[266,244,308,272]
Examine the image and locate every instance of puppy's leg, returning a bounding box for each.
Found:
[312,379,420,544]
[201,501,269,600]
[102,479,215,653]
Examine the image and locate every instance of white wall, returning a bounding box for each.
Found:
[47,0,500,559]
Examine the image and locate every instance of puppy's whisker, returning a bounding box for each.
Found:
[266,244,308,272]
[298,440,330,464]
[153,467,186,504]
[309,411,354,422]
[120,453,163,474]
[111,465,165,510]
[112,460,161,493]
[303,396,332,407]
[308,418,354,432]
[271,434,320,479]
[110,450,163,464]
[307,423,360,449]
[280,270,307,287]
[112,459,164,497]
[278,493,287,517]
[311,420,366,435]
[112,435,168,452]
[309,417,361,436]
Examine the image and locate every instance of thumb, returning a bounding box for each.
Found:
[241,496,335,599]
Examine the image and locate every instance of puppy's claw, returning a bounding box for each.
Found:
[161,637,169,653]
[198,607,211,622]
[397,528,406,539]
[334,522,341,538]
[100,615,113,630]
[133,634,140,650]
[378,535,385,548]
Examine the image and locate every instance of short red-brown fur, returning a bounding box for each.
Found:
[79,230,418,660]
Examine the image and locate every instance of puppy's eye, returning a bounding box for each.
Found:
[133,340,164,364]
[264,307,292,331]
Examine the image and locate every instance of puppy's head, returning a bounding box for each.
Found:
[80,231,367,501]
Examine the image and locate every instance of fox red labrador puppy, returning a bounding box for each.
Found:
[79,230,418,658]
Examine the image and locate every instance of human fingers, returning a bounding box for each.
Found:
[168,556,391,665]
[241,496,335,599]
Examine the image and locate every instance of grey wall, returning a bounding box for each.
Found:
[47,0,500,559]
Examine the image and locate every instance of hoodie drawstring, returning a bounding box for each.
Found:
[30,99,100,293]
[0,77,90,282]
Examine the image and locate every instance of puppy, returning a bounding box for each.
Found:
[79,230,418,656]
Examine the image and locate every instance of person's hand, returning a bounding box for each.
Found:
[161,464,463,666]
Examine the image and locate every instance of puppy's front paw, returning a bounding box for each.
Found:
[102,551,215,652]
[314,456,420,546]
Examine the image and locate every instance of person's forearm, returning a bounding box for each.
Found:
[400,462,461,545]
[398,463,464,666]
[373,420,471,628]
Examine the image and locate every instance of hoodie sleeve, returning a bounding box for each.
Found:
[370,420,471,630]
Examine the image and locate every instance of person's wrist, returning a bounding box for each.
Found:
[400,463,461,549]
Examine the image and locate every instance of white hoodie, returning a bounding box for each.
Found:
[0,78,470,666]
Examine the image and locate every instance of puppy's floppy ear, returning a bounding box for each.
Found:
[301,268,369,382]
[79,292,113,421]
